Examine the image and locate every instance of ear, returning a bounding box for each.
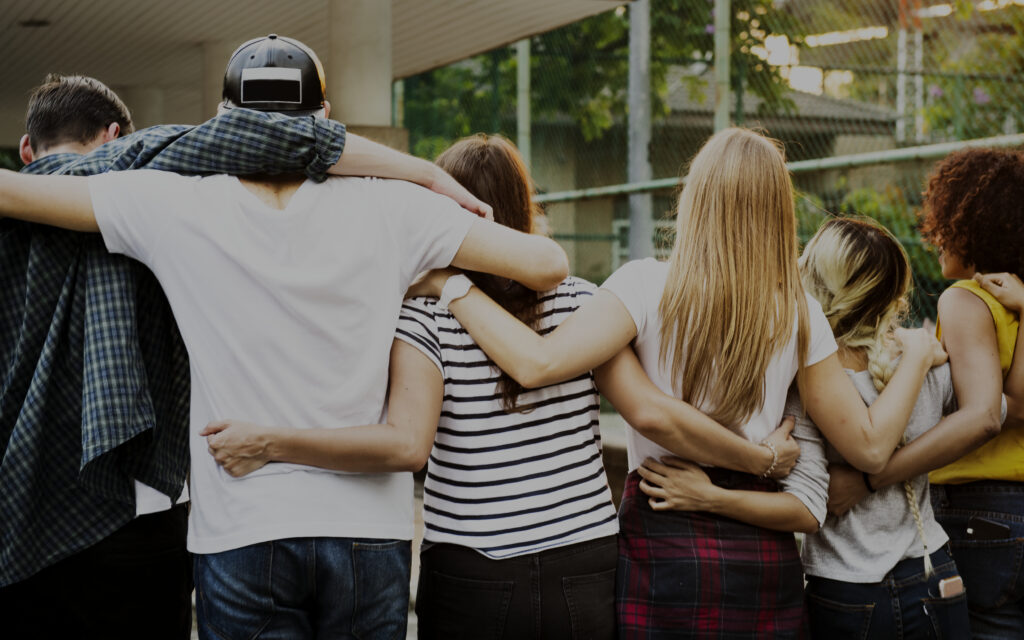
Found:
[19,134,34,165]
[323,100,331,119]
[103,122,121,142]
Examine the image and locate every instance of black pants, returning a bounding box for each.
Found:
[0,503,192,640]
[415,535,617,640]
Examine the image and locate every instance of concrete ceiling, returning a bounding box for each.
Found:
[0,0,625,145]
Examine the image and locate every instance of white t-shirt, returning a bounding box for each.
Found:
[134,481,188,516]
[89,170,477,553]
[396,277,618,558]
[601,258,838,471]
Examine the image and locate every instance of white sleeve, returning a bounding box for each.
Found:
[778,390,830,527]
[600,259,653,335]
[380,180,478,284]
[88,170,195,265]
[804,295,839,366]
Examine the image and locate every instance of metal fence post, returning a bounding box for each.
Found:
[628,0,654,259]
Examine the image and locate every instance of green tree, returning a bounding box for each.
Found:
[403,0,806,157]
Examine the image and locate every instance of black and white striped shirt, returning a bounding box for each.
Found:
[396,276,618,558]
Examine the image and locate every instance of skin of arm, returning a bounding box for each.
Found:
[408,269,638,387]
[974,271,1024,426]
[637,457,819,533]
[326,132,492,219]
[594,347,801,478]
[449,221,569,293]
[796,327,943,474]
[201,340,443,476]
[827,288,1004,514]
[0,171,97,231]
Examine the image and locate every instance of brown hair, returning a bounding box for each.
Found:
[919,148,1024,278]
[435,135,545,411]
[25,74,134,153]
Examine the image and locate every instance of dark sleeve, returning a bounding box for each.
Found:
[57,109,346,182]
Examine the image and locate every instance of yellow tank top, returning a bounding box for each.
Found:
[931,279,1024,484]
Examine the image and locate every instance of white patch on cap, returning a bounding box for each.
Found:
[240,67,302,104]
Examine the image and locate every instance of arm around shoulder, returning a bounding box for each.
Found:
[0,170,97,231]
[452,218,568,292]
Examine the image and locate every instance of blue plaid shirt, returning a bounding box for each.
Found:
[0,109,346,585]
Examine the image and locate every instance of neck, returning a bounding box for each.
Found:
[35,142,93,159]
[238,173,307,210]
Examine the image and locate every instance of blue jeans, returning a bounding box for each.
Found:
[805,547,970,639]
[194,537,411,640]
[932,481,1024,639]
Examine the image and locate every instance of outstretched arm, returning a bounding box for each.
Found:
[594,347,799,478]
[0,171,96,231]
[797,328,944,474]
[412,270,636,386]
[827,288,1003,514]
[328,133,491,218]
[975,272,1024,426]
[637,457,819,533]
[203,340,443,476]
[450,221,569,292]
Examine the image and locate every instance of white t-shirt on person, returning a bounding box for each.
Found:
[88,170,477,554]
[601,258,838,471]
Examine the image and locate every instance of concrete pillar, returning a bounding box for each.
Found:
[327,0,407,149]
[117,87,165,130]
[327,0,392,126]
[202,40,241,119]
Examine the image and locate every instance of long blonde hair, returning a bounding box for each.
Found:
[658,128,809,428]
[800,216,933,576]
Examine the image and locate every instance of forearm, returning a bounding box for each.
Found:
[447,288,632,388]
[704,487,819,533]
[858,353,932,469]
[328,132,434,185]
[0,171,97,231]
[265,423,429,473]
[868,405,1001,490]
[602,380,770,474]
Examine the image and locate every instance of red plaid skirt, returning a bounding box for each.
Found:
[616,469,808,639]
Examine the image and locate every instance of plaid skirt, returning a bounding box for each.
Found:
[616,469,807,639]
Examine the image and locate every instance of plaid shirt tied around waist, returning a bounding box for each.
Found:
[0,109,346,585]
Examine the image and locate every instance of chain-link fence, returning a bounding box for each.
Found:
[399,0,1024,321]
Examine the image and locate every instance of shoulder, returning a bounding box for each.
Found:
[601,258,666,293]
[938,283,997,333]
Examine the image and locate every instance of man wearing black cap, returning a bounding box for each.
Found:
[0,35,567,638]
[0,46,494,639]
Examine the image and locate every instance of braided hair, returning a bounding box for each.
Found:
[800,216,934,576]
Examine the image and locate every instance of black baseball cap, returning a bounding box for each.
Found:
[222,34,326,116]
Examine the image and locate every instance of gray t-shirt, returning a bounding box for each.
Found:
[801,363,954,583]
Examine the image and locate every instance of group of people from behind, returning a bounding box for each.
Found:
[1,32,1023,640]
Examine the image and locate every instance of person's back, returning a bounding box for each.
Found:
[90,168,476,552]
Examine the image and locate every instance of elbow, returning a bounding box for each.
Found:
[391,436,433,473]
[849,447,889,475]
[514,357,559,389]
[975,405,1003,442]
[529,240,569,291]
[795,515,820,535]
[625,402,672,441]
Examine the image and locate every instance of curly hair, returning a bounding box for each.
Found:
[919,148,1024,278]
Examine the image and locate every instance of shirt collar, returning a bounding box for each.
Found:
[22,152,81,175]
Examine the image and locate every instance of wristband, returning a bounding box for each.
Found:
[759,440,778,479]
[437,274,473,311]
[862,470,877,493]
